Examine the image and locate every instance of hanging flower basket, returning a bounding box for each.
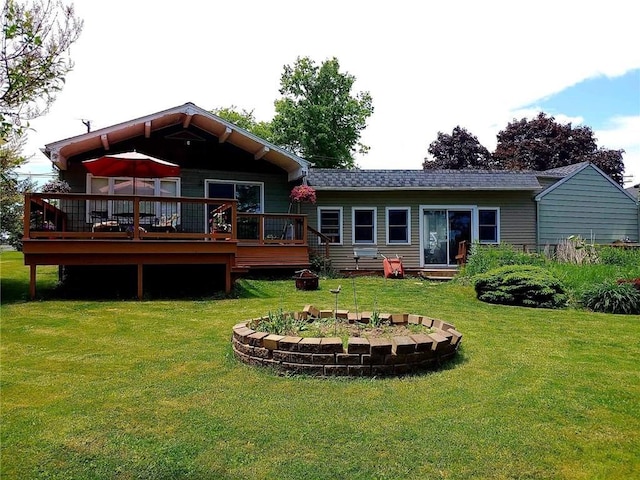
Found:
[290,185,316,204]
[293,269,319,290]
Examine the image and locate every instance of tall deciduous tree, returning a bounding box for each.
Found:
[211,106,273,142]
[0,135,36,249]
[271,56,374,169]
[0,0,82,246]
[493,112,625,184]
[423,126,493,170]
[1,0,83,138]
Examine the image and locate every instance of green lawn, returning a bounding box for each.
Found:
[1,251,639,479]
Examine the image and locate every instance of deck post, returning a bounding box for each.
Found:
[29,264,36,299]
[225,258,232,293]
[137,263,143,300]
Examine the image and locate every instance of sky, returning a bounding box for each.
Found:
[18,0,640,187]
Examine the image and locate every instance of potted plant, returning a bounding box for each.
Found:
[289,184,316,213]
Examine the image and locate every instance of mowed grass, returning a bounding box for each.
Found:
[1,251,639,479]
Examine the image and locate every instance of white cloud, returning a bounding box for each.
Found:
[595,116,640,186]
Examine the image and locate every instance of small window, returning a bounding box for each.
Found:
[386,207,410,244]
[352,207,376,244]
[318,207,342,244]
[478,208,499,243]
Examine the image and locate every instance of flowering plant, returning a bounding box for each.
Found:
[290,185,316,204]
[41,179,71,193]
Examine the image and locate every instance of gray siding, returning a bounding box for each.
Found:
[537,166,639,244]
[182,168,291,213]
[304,190,537,270]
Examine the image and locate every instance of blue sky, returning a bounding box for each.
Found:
[534,69,639,128]
[18,0,640,186]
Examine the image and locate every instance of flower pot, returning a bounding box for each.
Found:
[294,269,319,290]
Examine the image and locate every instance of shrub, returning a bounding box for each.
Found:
[473,265,567,309]
[597,246,640,266]
[617,278,640,291]
[462,243,546,277]
[582,282,640,315]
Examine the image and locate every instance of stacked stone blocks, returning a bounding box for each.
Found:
[232,305,462,377]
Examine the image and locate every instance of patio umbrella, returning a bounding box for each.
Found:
[82,151,180,193]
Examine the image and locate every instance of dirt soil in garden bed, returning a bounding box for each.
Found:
[251,318,435,343]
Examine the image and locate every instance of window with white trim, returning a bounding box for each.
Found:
[318,207,342,244]
[386,207,410,244]
[86,175,180,222]
[478,208,499,243]
[207,180,263,213]
[352,207,377,244]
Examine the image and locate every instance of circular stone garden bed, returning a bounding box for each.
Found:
[231,304,463,377]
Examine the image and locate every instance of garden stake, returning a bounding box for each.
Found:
[352,276,360,331]
[330,285,341,335]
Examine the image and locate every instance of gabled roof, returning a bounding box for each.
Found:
[536,162,590,178]
[625,183,639,200]
[535,162,637,202]
[307,169,542,191]
[43,102,310,181]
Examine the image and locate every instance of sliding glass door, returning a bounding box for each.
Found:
[422,208,472,265]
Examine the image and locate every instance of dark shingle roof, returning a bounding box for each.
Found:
[626,183,639,199]
[307,169,542,190]
[537,162,589,177]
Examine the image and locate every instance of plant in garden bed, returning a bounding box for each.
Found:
[249,309,309,336]
[461,242,546,278]
[581,281,640,314]
[248,310,432,348]
[473,264,567,309]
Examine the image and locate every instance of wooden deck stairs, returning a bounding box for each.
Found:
[417,268,459,281]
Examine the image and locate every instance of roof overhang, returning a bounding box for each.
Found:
[43,102,310,182]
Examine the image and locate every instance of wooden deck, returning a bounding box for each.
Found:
[23,193,313,299]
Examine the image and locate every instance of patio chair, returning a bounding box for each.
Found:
[455,240,468,265]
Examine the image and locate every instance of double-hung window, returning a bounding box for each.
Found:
[386,207,410,244]
[478,208,499,243]
[318,207,342,244]
[352,207,377,244]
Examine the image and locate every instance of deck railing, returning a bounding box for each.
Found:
[24,193,307,244]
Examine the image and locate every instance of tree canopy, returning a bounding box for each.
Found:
[423,126,493,170]
[1,0,83,139]
[0,0,82,247]
[494,112,624,184]
[211,106,273,142]
[423,112,626,185]
[270,56,374,168]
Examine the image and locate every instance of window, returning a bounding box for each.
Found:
[352,207,377,244]
[86,175,180,222]
[478,208,499,243]
[318,207,342,244]
[386,207,410,244]
[207,181,263,213]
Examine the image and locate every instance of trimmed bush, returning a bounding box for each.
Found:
[473,265,567,309]
[462,243,546,278]
[582,282,640,315]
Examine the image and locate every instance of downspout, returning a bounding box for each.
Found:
[535,197,541,253]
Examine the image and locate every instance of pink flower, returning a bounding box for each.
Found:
[290,185,316,204]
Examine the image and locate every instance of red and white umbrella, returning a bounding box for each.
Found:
[82,151,180,193]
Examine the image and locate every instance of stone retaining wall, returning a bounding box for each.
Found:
[232,305,463,377]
